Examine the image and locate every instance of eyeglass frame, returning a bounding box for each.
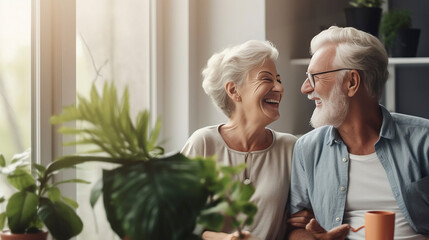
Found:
[305,68,355,88]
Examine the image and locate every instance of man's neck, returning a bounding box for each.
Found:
[337,103,382,155]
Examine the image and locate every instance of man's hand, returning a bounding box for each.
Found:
[287,209,315,228]
[306,218,351,240]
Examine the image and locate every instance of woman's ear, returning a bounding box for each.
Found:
[225,82,241,102]
[347,70,360,97]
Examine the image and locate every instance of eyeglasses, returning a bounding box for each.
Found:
[306,68,355,88]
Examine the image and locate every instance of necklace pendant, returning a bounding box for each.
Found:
[244,178,251,185]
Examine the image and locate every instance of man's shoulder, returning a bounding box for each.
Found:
[296,126,332,146]
[391,112,429,129]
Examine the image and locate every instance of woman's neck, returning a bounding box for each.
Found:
[219,121,272,152]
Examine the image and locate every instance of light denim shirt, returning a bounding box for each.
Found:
[290,105,429,236]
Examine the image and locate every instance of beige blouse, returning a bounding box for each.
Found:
[181,125,297,240]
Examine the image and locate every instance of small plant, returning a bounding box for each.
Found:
[380,10,412,49]
[50,82,257,240]
[0,149,88,239]
[349,0,384,8]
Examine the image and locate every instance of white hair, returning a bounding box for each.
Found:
[311,26,389,99]
[202,40,279,117]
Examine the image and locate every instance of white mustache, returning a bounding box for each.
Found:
[308,91,321,100]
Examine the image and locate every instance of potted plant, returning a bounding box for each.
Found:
[0,149,87,240]
[345,0,385,37]
[49,82,257,240]
[379,9,420,57]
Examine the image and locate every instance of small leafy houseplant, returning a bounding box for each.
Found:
[50,82,257,240]
[379,9,420,57]
[380,10,411,49]
[0,149,87,240]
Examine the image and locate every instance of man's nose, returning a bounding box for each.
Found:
[301,78,314,94]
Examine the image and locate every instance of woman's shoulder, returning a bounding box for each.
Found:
[181,124,225,157]
[187,125,221,141]
[271,130,298,144]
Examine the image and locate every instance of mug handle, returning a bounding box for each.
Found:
[351,225,365,232]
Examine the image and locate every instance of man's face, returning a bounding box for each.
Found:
[301,45,349,128]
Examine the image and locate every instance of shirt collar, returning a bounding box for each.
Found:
[325,105,395,145]
[326,126,340,146]
[379,105,395,140]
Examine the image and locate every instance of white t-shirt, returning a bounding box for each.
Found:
[181,125,297,240]
[345,153,426,240]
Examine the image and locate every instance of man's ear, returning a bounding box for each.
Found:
[225,81,241,102]
[347,70,360,97]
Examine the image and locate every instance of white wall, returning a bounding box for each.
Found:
[266,0,349,135]
[192,0,266,131]
[160,0,266,153]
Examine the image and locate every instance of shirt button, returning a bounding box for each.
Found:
[336,217,341,222]
[342,158,348,162]
[340,187,345,191]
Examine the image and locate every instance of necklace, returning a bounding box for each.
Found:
[243,152,252,185]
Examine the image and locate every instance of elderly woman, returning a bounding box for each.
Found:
[181,40,297,240]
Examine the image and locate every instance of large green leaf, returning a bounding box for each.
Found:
[6,191,38,233]
[38,198,83,240]
[7,169,35,191]
[102,153,216,240]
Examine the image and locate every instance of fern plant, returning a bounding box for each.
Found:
[50,82,257,240]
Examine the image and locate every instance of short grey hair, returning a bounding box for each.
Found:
[310,26,388,99]
[202,40,279,117]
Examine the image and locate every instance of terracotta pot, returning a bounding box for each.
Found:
[0,230,48,240]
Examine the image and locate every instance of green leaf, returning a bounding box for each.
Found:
[90,178,103,208]
[45,155,131,176]
[47,187,61,202]
[102,153,213,240]
[61,196,79,209]
[0,212,6,230]
[38,198,83,240]
[7,169,35,191]
[32,163,46,176]
[6,192,39,233]
[200,202,229,215]
[0,153,5,167]
[52,178,91,188]
[198,213,224,232]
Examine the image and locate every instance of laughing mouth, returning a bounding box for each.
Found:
[315,100,322,106]
[265,99,280,104]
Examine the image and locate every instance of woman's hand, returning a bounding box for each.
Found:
[203,230,254,240]
[287,209,314,228]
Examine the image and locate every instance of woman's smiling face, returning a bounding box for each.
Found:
[237,59,283,124]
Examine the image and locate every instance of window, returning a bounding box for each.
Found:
[0,0,31,164]
[76,0,151,239]
[0,0,31,208]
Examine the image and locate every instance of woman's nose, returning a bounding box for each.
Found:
[301,78,314,94]
[274,80,284,93]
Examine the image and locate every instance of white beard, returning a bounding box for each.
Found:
[309,80,349,128]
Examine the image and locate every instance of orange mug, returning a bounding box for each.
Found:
[351,211,395,240]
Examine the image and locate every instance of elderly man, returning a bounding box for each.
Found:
[288,26,429,239]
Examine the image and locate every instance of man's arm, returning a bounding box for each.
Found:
[288,218,351,240]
